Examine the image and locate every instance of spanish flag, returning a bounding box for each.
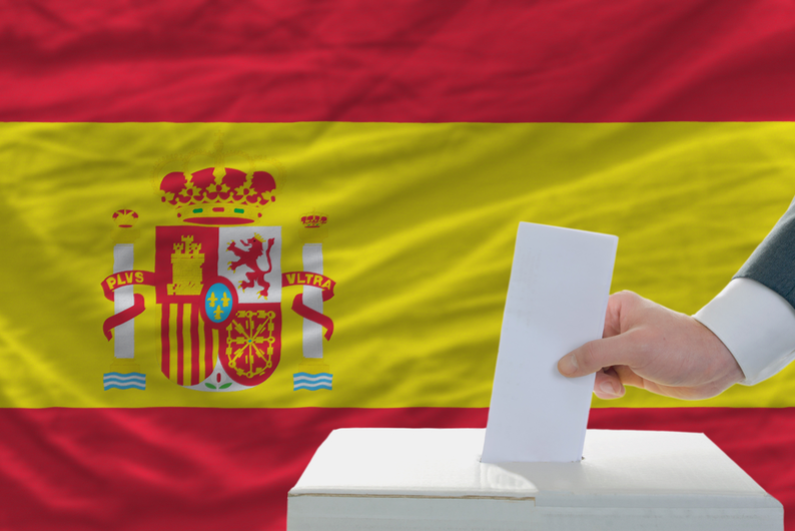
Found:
[2,1,795,530]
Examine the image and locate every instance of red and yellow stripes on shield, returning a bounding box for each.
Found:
[160,303,219,387]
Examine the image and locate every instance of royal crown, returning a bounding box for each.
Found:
[160,167,276,226]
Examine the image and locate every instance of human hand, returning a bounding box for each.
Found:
[557,291,745,400]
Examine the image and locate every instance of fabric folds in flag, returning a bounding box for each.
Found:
[2,1,795,530]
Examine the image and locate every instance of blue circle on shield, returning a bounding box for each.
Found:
[205,282,234,325]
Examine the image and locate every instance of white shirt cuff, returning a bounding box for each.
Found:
[694,278,795,385]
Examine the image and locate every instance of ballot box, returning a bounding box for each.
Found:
[287,428,782,531]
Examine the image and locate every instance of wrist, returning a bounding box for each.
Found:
[694,278,795,385]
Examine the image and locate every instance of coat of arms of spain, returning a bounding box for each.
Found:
[100,163,336,393]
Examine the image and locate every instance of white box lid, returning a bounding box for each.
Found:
[289,428,780,509]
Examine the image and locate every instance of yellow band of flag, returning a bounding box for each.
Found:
[1,122,794,408]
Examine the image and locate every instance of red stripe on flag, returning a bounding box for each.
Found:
[190,304,200,386]
[205,317,213,380]
[0,407,793,530]
[161,305,170,379]
[176,304,184,386]
[3,0,795,122]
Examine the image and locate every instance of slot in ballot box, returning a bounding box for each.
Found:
[287,428,782,531]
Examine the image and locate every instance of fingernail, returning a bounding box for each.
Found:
[599,380,617,396]
[559,355,578,376]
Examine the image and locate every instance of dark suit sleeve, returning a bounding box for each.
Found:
[734,197,795,309]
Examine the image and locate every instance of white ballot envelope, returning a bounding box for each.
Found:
[482,222,618,463]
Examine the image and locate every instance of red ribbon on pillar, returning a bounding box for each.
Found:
[100,270,159,341]
[282,272,336,340]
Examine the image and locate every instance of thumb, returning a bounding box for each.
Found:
[558,332,640,378]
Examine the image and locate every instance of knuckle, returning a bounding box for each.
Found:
[613,290,639,304]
